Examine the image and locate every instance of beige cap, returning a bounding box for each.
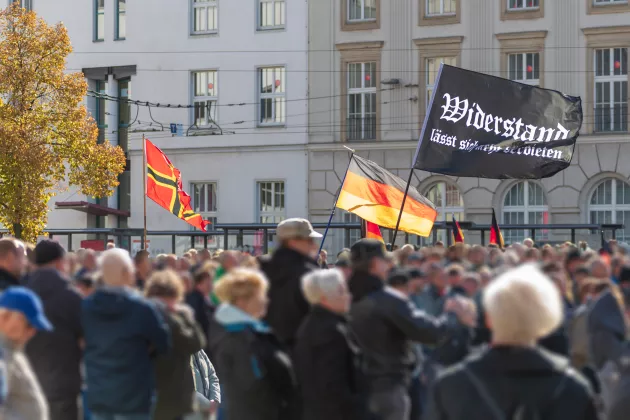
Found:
[276,218,323,241]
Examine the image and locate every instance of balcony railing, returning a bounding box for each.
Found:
[346,116,376,141]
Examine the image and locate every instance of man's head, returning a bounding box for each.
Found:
[564,248,583,275]
[407,268,426,294]
[99,248,135,287]
[198,248,212,262]
[445,264,464,287]
[80,249,97,271]
[589,258,611,280]
[523,238,534,248]
[302,269,351,314]
[426,262,446,290]
[192,262,216,296]
[219,251,239,271]
[0,238,27,278]
[387,269,411,295]
[462,273,481,297]
[276,218,322,259]
[334,257,352,280]
[0,287,52,347]
[350,239,389,281]
[34,240,67,274]
[134,250,152,278]
[468,245,487,266]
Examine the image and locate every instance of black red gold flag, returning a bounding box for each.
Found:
[145,139,209,232]
[452,215,464,243]
[361,219,384,243]
[336,155,437,237]
[489,209,504,249]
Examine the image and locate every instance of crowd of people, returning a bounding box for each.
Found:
[0,217,628,419]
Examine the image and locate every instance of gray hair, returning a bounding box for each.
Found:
[484,263,562,346]
[301,269,346,305]
[99,248,135,287]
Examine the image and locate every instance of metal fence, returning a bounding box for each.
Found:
[0,222,622,257]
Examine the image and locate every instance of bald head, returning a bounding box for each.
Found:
[99,248,135,287]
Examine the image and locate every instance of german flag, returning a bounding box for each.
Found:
[452,215,464,243]
[599,230,613,266]
[145,139,209,231]
[361,219,384,243]
[489,209,504,249]
[336,155,437,237]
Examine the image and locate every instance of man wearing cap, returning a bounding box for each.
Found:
[261,218,321,350]
[0,287,53,419]
[23,240,83,420]
[348,239,476,420]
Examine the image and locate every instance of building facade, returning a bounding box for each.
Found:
[25,0,309,253]
[308,0,630,255]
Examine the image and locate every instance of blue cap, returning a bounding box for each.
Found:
[0,287,53,331]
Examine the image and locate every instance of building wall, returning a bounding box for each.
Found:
[308,0,630,254]
[28,0,310,245]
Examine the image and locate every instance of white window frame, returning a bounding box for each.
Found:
[190,182,218,246]
[347,62,377,141]
[425,57,457,108]
[589,179,630,242]
[594,0,628,4]
[507,0,540,10]
[502,181,549,244]
[191,0,218,35]
[257,181,286,223]
[347,0,377,22]
[257,0,285,30]
[192,70,218,126]
[507,52,540,86]
[593,47,628,133]
[424,182,464,245]
[426,0,457,16]
[258,66,286,126]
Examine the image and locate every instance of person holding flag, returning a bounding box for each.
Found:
[489,210,504,249]
[452,216,464,244]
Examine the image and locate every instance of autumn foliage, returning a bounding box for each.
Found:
[0,3,126,241]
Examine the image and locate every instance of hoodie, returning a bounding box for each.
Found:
[81,286,171,414]
[24,268,83,401]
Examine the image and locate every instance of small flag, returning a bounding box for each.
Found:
[361,219,384,243]
[600,230,613,266]
[145,139,210,232]
[489,209,504,249]
[452,215,464,243]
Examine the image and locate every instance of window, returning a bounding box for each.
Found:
[426,0,456,15]
[347,62,377,141]
[507,53,540,86]
[590,179,630,243]
[594,48,628,133]
[419,0,459,25]
[258,67,285,125]
[118,79,130,154]
[115,0,125,40]
[10,0,32,10]
[425,57,457,108]
[193,71,218,126]
[595,0,628,3]
[502,182,548,244]
[258,0,285,30]
[425,182,464,244]
[191,182,218,226]
[257,181,285,223]
[95,80,107,144]
[500,0,544,20]
[94,0,105,41]
[192,0,218,34]
[588,0,630,14]
[348,0,377,21]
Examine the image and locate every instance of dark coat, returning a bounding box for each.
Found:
[260,247,318,349]
[294,306,361,420]
[153,302,206,420]
[0,268,20,291]
[24,268,83,401]
[185,289,215,351]
[425,346,598,420]
[209,305,297,420]
[349,272,463,387]
[82,286,171,414]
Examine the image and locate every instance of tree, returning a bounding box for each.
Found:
[0,3,126,242]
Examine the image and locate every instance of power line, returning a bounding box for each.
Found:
[75,68,625,73]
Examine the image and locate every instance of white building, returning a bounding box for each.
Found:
[24,0,309,253]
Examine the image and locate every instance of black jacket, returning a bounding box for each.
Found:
[294,306,362,420]
[261,247,318,349]
[185,289,215,350]
[153,302,206,420]
[0,268,19,291]
[425,346,598,420]
[348,272,462,387]
[24,268,83,401]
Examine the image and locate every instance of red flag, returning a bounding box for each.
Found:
[361,219,384,243]
[452,215,464,243]
[489,209,504,249]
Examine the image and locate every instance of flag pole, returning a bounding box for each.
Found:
[318,146,355,255]
[142,134,147,250]
[390,170,414,247]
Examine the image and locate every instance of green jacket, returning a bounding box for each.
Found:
[210,266,226,305]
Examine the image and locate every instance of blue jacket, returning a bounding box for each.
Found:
[81,286,170,414]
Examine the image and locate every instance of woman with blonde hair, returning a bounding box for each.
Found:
[209,268,297,420]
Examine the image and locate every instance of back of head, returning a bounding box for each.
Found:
[99,248,135,287]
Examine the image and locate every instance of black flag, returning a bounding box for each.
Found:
[413,64,583,179]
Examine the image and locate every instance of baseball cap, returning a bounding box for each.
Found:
[387,268,410,287]
[0,287,53,331]
[276,218,323,241]
[350,239,387,264]
[34,240,66,266]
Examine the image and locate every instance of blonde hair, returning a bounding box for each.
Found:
[484,264,562,345]
[145,269,185,302]
[214,268,268,304]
